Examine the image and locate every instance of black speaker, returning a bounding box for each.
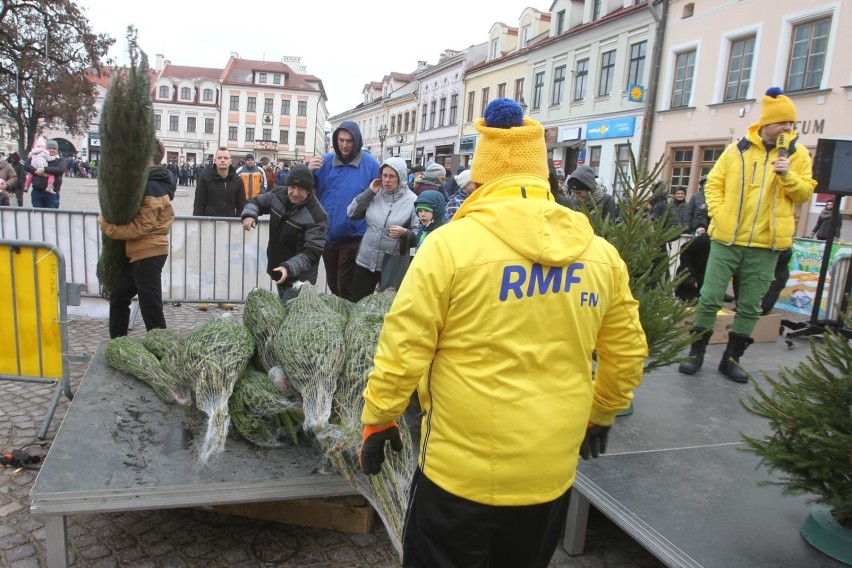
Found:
[812,137,852,195]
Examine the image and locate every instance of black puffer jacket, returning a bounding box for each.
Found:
[193,166,246,217]
[24,156,66,192]
[241,190,328,284]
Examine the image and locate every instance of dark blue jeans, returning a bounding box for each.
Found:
[30,189,60,208]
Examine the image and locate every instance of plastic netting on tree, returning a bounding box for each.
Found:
[244,288,287,371]
[273,284,347,438]
[104,336,192,406]
[142,328,188,393]
[324,290,417,556]
[229,367,303,446]
[176,317,255,463]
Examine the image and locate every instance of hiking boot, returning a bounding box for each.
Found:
[678,327,713,375]
[719,332,754,383]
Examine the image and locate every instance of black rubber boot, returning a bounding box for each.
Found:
[678,327,713,375]
[718,332,754,383]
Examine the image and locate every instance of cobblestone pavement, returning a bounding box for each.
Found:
[1,301,666,568]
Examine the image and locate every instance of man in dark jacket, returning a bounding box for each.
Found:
[24,139,65,208]
[681,175,709,234]
[193,147,246,217]
[566,164,618,223]
[241,164,328,302]
[308,121,379,301]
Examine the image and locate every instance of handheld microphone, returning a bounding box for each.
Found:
[776,134,789,159]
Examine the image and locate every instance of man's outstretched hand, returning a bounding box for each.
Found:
[359,421,403,474]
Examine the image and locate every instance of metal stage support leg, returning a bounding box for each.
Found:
[45,515,69,568]
[563,488,591,556]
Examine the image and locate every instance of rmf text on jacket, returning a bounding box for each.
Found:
[500,262,596,305]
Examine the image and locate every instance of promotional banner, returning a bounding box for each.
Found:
[776,237,852,318]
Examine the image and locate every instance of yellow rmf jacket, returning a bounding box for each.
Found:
[706,124,816,250]
[361,174,648,506]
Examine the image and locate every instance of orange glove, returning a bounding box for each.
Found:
[359,421,402,475]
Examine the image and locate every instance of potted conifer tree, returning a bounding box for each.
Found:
[741,325,852,565]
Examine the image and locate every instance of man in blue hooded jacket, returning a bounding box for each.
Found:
[308,121,380,300]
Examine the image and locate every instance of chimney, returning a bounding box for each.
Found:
[417,60,428,71]
[155,53,164,72]
[230,52,240,59]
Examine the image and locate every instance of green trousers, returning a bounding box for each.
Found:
[694,241,779,336]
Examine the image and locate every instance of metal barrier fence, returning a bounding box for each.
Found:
[0,207,329,303]
[0,240,86,438]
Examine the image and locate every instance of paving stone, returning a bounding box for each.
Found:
[0,502,24,517]
[8,558,41,568]
[78,543,111,560]
[5,543,36,562]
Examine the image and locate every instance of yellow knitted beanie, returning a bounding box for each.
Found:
[470,98,548,186]
[758,87,797,127]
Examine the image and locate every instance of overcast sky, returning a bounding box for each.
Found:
[77,1,541,116]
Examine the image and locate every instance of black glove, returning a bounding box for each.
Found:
[579,423,611,460]
[359,421,403,475]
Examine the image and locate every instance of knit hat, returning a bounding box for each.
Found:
[285,164,314,192]
[455,169,472,189]
[45,140,59,150]
[470,98,548,185]
[424,162,445,180]
[758,87,797,127]
[245,153,255,161]
[415,203,433,212]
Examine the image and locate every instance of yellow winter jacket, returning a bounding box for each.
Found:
[361,174,647,506]
[706,124,816,249]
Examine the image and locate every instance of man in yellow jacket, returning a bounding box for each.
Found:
[359,98,648,568]
[679,87,816,382]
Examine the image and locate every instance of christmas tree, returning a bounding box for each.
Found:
[96,27,155,295]
[741,326,852,527]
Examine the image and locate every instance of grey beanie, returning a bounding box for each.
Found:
[425,162,446,179]
[46,140,59,150]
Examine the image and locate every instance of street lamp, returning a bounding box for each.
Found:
[378,124,388,158]
[518,96,528,115]
[324,129,331,153]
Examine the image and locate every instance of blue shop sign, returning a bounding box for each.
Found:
[586,116,636,140]
[459,135,477,153]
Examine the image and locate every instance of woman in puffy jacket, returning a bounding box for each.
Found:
[347,157,418,301]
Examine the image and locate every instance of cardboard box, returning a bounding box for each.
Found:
[684,310,782,344]
[207,495,375,534]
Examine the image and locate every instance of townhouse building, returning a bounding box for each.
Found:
[649,0,851,234]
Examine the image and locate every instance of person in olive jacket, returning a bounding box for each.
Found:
[241,165,328,302]
[193,147,246,217]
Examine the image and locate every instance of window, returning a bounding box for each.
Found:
[573,59,589,101]
[521,25,531,48]
[481,87,490,116]
[670,148,694,189]
[552,65,566,105]
[423,103,429,130]
[262,128,271,141]
[247,97,256,112]
[627,41,647,87]
[180,87,191,100]
[725,36,755,101]
[204,118,214,134]
[229,95,239,111]
[154,114,161,130]
[281,99,290,115]
[258,72,267,83]
[588,146,602,174]
[701,147,724,179]
[439,97,447,126]
[450,94,458,124]
[671,50,696,108]
[532,71,545,109]
[556,10,566,34]
[203,88,213,102]
[273,74,281,85]
[786,17,830,91]
[514,78,524,102]
[228,126,238,140]
[466,92,475,122]
[168,116,178,131]
[186,116,196,133]
[404,111,410,132]
[592,0,602,21]
[497,82,507,99]
[279,129,289,144]
[158,85,169,99]
[264,98,273,114]
[297,101,307,116]
[296,131,305,146]
[598,50,616,97]
[491,38,499,59]
[246,127,255,141]
[429,100,437,128]
[614,144,631,194]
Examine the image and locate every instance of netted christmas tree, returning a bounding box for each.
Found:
[583,145,694,371]
[96,26,156,296]
[740,324,852,527]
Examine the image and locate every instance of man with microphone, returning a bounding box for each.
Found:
[678,87,816,382]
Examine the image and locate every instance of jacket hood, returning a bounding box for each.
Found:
[568,164,597,192]
[148,165,177,200]
[380,157,408,189]
[745,122,800,150]
[334,121,363,163]
[454,174,595,266]
[414,189,447,224]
